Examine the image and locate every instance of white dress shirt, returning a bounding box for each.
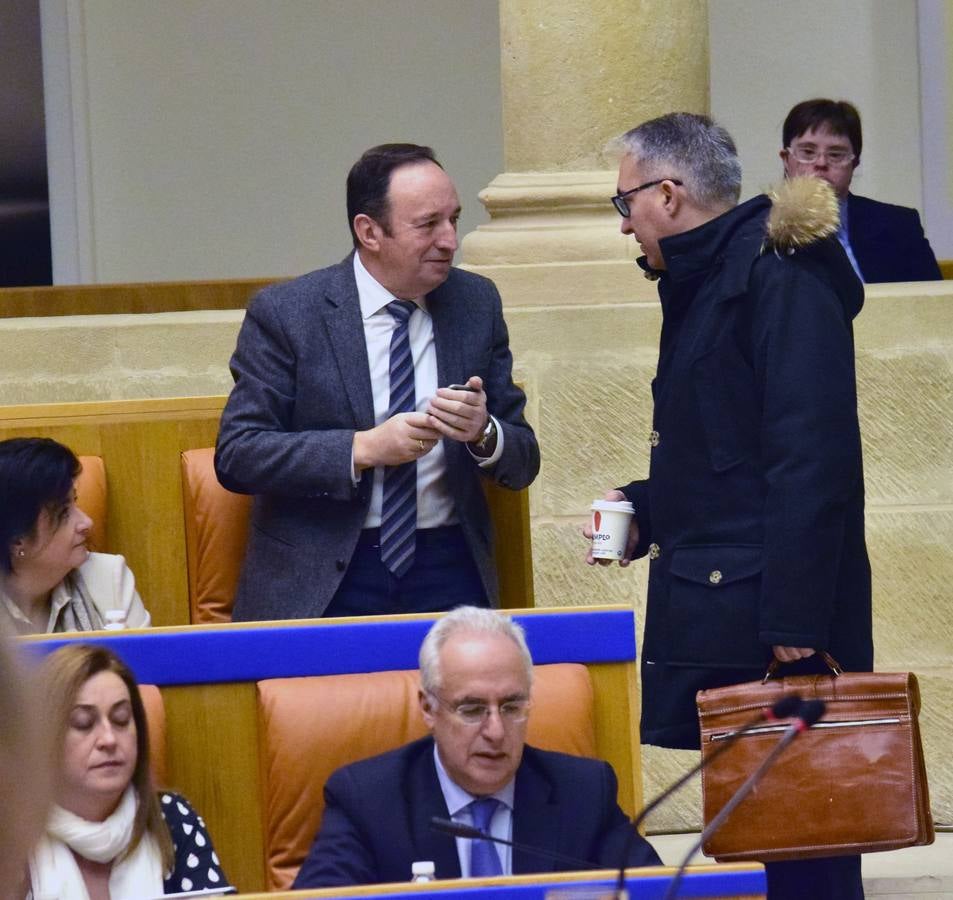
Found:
[433,744,515,877]
[837,198,864,282]
[352,253,502,530]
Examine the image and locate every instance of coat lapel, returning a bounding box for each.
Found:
[405,740,462,880]
[428,280,467,390]
[324,255,376,428]
[512,750,560,874]
[426,280,471,472]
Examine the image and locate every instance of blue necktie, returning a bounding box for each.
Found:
[380,300,417,577]
[469,797,503,877]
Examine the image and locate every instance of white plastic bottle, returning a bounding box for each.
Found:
[411,861,436,883]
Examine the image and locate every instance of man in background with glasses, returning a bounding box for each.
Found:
[781,98,940,283]
[588,112,871,898]
[293,606,660,887]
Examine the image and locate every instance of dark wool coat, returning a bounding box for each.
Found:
[622,193,874,750]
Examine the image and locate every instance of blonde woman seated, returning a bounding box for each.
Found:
[27,643,232,899]
[0,438,150,635]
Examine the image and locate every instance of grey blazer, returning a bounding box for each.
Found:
[215,255,539,620]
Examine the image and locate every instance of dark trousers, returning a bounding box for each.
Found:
[323,525,488,617]
[765,855,864,900]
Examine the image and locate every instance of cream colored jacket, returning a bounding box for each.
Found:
[0,552,151,635]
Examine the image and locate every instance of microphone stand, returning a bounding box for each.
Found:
[430,817,600,872]
[612,694,803,900]
[660,699,826,900]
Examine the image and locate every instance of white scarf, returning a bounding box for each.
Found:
[29,786,164,900]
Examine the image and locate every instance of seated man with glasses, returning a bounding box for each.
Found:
[781,98,941,283]
[293,606,660,887]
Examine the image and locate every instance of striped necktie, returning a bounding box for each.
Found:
[380,299,417,577]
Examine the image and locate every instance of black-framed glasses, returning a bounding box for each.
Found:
[785,146,855,167]
[611,178,683,217]
[427,692,531,727]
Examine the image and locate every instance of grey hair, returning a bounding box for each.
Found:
[617,112,742,211]
[418,606,534,694]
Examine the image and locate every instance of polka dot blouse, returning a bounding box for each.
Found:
[160,792,231,895]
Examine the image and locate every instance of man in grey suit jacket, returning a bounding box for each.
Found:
[215,144,539,620]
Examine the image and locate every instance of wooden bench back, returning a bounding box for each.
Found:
[0,397,533,624]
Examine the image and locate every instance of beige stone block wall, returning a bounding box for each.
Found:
[0,312,239,403]
[1,280,951,831]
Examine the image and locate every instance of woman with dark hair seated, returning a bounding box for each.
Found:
[0,438,150,635]
[27,643,231,898]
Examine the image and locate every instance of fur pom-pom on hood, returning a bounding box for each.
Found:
[763,176,840,253]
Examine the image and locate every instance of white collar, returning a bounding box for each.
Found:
[432,742,515,816]
[353,252,427,320]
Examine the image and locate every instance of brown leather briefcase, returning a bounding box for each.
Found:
[697,654,934,861]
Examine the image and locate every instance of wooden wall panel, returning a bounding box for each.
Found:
[161,682,266,893]
[589,661,643,819]
[485,479,535,608]
[0,278,276,318]
[0,398,224,625]
[0,396,533,624]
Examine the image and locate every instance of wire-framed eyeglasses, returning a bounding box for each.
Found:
[428,692,532,727]
[785,145,856,167]
[611,178,683,217]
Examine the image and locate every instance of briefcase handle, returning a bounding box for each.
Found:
[763,650,844,684]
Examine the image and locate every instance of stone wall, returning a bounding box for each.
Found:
[1,280,950,832]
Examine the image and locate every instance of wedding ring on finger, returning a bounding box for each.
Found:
[417,439,425,452]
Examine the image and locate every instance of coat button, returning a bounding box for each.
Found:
[648,543,661,560]
[709,570,722,584]
[335,559,347,572]
[649,430,660,447]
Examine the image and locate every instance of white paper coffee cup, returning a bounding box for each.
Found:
[590,499,635,560]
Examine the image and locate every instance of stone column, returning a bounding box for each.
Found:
[461,0,709,304]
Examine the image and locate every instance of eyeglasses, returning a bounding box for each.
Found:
[428,692,531,727]
[611,178,683,217]
[786,146,855,167]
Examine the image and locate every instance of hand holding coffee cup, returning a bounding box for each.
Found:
[584,491,637,566]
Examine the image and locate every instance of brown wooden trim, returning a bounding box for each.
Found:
[0,395,227,424]
[0,278,283,318]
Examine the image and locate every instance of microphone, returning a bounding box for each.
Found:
[430,816,599,872]
[612,694,803,899]
[660,699,826,900]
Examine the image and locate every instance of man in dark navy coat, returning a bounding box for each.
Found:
[780,98,941,283]
[293,607,661,888]
[587,113,873,899]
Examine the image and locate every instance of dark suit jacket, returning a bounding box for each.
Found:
[292,738,661,888]
[215,256,539,620]
[847,193,941,283]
